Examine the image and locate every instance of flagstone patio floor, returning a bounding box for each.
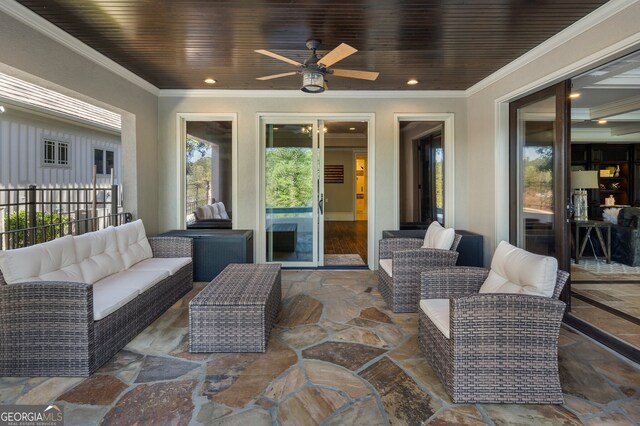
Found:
[1,270,639,425]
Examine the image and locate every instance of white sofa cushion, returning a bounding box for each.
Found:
[209,203,222,219]
[115,220,153,269]
[479,241,558,297]
[420,299,450,339]
[74,227,124,284]
[217,202,230,220]
[94,269,169,295]
[379,258,393,278]
[128,257,191,275]
[0,235,81,284]
[422,221,455,250]
[92,283,139,321]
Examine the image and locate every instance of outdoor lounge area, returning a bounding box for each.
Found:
[2,0,640,424]
[0,270,637,425]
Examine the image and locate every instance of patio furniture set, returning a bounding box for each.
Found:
[0,218,568,406]
[379,221,569,404]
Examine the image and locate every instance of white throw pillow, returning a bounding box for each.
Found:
[422,221,455,250]
[0,235,79,284]
[74,226,124,284]
[114,220,153,269]
[217,202,230,220]
[208,204,222,219]
[479,241,558,297]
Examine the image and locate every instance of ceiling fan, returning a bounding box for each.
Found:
[255,39,379,93]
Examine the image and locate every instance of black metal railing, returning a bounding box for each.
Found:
[186,182,211,221]
[0,184,127,249]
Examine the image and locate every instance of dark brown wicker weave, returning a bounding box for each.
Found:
[0,236,193,377]
[189,263,281,353]
[418,266,569,404]
[378,234,461,313]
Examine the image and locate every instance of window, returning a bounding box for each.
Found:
[94,148,115,175]
[43,138,69,166]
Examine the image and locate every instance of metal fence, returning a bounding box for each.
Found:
[0,184,128,250]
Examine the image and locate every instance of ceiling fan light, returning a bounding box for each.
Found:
[301,70,325,93]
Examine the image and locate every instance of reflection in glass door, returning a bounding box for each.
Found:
[509,82,570,292]
[264,122,319,265]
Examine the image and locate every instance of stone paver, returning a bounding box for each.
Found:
[2,270,639,425]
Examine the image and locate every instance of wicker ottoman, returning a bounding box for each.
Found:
[189,263,281,352]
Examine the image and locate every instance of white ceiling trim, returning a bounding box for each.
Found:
[158,89,467,98]
[0,1,160,95]
[589,94,640,119]
[466,0,639,97]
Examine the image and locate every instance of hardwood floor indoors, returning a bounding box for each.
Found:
[324,221,367,265]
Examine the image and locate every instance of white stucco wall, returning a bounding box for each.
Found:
[465,1,640,264]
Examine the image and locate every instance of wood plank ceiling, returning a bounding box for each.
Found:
[17,0,609,90]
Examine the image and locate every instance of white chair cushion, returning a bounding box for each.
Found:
[128,257,191,275]
[195,206,211,220]
[115,220,153,269]
[420,299,450,339]
[92,284,139,321]
[422,221,455,250]
[74,227,124,284]
[94,269,169,295]
[217,202,230,220]
[379,258,393,278]
[209,203,222,219]
[0,235,78,284]
[479,241,558,297]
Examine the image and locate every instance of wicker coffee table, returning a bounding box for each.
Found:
[189,263,281,353]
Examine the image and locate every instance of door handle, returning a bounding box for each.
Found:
[319,194,324,215]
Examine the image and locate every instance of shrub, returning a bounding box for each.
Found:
[4,210,65,248]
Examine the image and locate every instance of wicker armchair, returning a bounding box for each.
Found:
[418,266,569,404]
[378,234,461,312]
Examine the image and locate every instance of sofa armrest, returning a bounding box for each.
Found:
[379,238,422,259]
[420,266,488,299]
[149,236,193,258]
[0,281,94,375]
[450,293,566,346]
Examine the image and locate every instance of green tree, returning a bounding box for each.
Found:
[266,147,312,207]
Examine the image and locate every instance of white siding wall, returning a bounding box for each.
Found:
[0,108,121,189]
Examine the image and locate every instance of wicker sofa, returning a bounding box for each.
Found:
[0,220,193,377]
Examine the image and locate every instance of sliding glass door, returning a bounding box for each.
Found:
[509,81,571,299]
[263,120,322,266]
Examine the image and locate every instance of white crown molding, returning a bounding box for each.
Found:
[466,0,640,97]
[0,1,160,95]
[158,89,467,98]
[589,94,640,119]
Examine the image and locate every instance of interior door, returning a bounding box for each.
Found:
[264,120,320,267]
[509,81,571,301]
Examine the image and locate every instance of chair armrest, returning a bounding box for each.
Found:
[379,238,422,259]
[420,266,488,299]
[148,237,193,258]
[450,293,566,345]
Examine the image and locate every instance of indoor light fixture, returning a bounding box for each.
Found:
[349,127,355,131]
[407,79,419,85]
[0,105,5,113]
[598,119,608,124]
[569,92,581,99]
[204,78,216,84]
[571,170,599,221]
[301,68,325,93]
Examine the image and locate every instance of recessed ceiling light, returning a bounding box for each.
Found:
[273,127,279,130]
[569,92,581,99]
[204,78,216,84]
[598,119,608,124]
[0,105,5,113]
[349,127,356,131]
[407,79,419,85]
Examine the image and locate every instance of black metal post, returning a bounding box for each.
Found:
[28,185,36,246]
[111,184,118,225]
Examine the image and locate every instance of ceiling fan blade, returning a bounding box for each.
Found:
[331,69,380,81]
[318,43,357,67]
[256,71,298,81]
[254,49,303,67]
